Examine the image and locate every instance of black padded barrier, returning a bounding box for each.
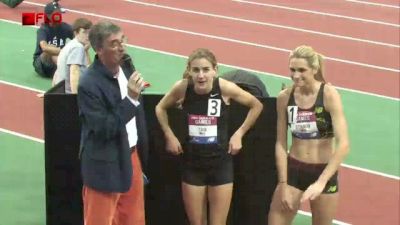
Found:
[43,81,83,225]
[44,89,277,225]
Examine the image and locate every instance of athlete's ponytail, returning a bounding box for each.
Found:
[314,53,325,83]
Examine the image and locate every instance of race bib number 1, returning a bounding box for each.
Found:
[287,106,298,124]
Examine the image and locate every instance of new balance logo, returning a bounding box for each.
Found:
[326,185,337,193]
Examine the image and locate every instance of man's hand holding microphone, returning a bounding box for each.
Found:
[127,71,146,101]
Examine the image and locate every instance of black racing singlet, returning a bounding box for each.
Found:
[287,83,334,139]
[182,77,229,157]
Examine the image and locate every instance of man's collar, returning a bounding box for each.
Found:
[92,55,118,80]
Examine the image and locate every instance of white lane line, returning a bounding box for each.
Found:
[1,124,399,182]
[0,128,44,143]
[0,18,399,101]
[298,210,352,225]
[346,0,400,9]
[0,79,44,93]
[232,0,400,28]
[124,0,399,48]
[0,19,21,25]
[324,56,398,72]
[342,164,400,180]
[19,2,400,73]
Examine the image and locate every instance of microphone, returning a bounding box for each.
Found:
[121,53,150,89]
[121,53,136,75]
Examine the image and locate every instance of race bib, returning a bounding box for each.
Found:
[289,109,319,138]
[188,114,218,144]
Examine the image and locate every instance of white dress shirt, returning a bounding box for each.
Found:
[116,67,139,148]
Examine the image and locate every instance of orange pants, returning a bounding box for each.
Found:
[82,150,145,225]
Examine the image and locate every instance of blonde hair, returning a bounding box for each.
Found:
[183,48,218,78]
[289,45,326,83]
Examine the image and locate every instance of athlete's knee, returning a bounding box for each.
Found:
[188,218,207,225]
[40,52,53,64]
[209,219,227,225]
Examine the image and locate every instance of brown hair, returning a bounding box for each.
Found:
[289,45,326,82]
[182,70,190,79]
[184,48,218,76]
[72,18,92,34]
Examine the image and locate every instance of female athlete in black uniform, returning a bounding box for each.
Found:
[268,45,350,225]
[156,48,263,225]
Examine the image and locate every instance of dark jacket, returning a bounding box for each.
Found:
[77,55,148,193]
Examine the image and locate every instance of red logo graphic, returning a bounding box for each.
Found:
[22,12,62,25]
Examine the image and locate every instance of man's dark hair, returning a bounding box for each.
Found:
[89,21,121,51]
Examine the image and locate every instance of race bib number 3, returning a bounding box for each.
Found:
[208,99,221,117]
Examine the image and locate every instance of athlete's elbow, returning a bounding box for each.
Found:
[252,98,263,113]
[257,100,263,111]
[339,141,350,157]
[155,104,163,117]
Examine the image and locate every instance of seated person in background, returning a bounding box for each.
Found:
[0,0,23,8]
[53,18,93,93]
[0,0,66,8]
[1,0,64,8]
[32,1,73,78]
[52,0,66,13]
